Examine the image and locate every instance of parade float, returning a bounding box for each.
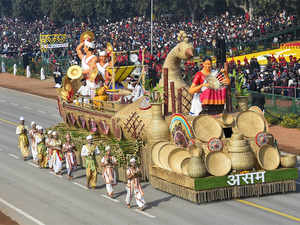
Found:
[55,31,298,204]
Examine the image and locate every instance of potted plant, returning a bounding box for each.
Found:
[232,69,249,112]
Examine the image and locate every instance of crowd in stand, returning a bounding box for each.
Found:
[0,11,299,93]
[228,55,300,97]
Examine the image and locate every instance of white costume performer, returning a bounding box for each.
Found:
[126,158,145,209]
[74,84,91,104]
[96,51,109,80]
[29,122,38,162]
[124,83,144,102]
[101,146,117,197]
[50,132,63,174]
[63,142,77,178]
[45,130,53,169]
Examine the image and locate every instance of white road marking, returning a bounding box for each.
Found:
[27,162,39,168]
[23,106,32,110]
[38,110,46,114]
[11,103,19,107]
[0,99,6,103]
[0,197,46,225]
[49,171,63,178]
[101,194,120,203]
[72,182,89,190]
[134,209,156,218]
[8,153,19,159]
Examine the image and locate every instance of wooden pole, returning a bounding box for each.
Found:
[163,68,168,116]
[178,88,182,113]
[224,62,233,113]
[112,52,115,90]
[170,81,176,114]
[141,49,145,88]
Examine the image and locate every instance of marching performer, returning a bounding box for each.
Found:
[101,145,117,198]
[50,131,63,175]
[29,121,38,163]
[15,117,29,160]
[36,126,48,168]
[125,158,145,211]
[45,130,53,169]
[81,135,100,189]
[62,133,77,180]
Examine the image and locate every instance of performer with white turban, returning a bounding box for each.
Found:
[125,158,145,210]
[15,117,29,160]
[62,133,77,180]
[81,135,100,189]
[36,126,48,168]
[96,50,109,82]
[101,145,117,198]
[49,131,63,175]
[29,121,38,163]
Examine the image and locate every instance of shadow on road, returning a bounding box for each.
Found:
[143,195,174,210]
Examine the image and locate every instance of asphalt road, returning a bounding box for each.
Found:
[0,87,299,225]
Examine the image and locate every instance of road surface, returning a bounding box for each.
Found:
[0,87,299,225]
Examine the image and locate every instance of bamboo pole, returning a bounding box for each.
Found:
[170,81,176,114]
[112,52,115,90]
[178,88,182,113]
[163,68,169,116]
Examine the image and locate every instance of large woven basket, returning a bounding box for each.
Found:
[192,115,223,142]
[168,149,191,174]
[205,151,231,176]
[158,144,182,171]
[280,154,297,168]
[236,110,266,138]
[249,106,263,114]
[181,158,190,176]
[151,141,169,167]
[257,144,280,170]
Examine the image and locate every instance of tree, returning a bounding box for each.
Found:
[12,0,41,20]
[50,0,73,24]
[40,0,52,16]
[0,0,13,17]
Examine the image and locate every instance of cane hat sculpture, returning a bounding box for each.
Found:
[67,65,82,80]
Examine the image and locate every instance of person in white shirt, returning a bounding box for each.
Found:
[29,121,38,163]
[124,78,144,103]
[96,51,109,81]
[74,79,91,105]
[125,158,145,210]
